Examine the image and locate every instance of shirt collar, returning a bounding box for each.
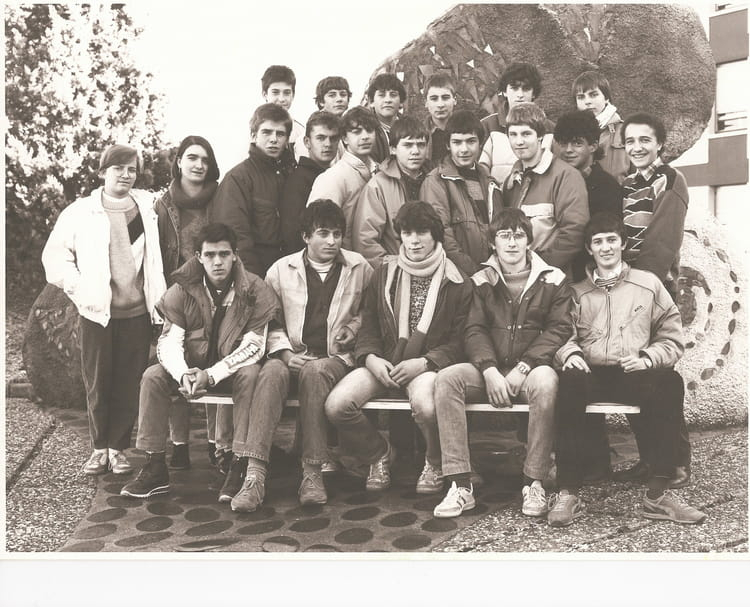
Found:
[593,262,623,282]
[636,156,663,181]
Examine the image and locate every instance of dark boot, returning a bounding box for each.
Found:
[219,456,247,503]
[120,452,170,498]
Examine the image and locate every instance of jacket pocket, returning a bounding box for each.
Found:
[521,203,556,251]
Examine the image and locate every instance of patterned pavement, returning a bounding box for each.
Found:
[52,405,640,553]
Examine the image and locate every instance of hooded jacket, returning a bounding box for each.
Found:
[466,251,573,371]
[354,255,472,370]
[419,156,503,276]
[555,262,684,368]
[42,186,166,327]
[155,256,279,384]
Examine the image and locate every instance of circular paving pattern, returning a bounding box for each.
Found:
[147,502,184,516]
[341,506,381,521]
[185,520,234,537]
[184,507,220,523]
[237,520,285,535]
[289,517,331,533]
[380,512,419,527]
[115,532,173,547]
[136,517,174,532]
[392,534,432,550]
[262,536,300,552]
[87,508,127,523]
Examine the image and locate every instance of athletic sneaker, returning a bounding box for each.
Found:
[547,491,585,527]
[365,442,396,491]
[231,471,265,513]
[433,482,475,518]
[416,460,444,494]
[120,454,170,498]
[82,450,109,475]
[108,450,134,475]
[642,490,707,524]
[521,482,548,517]
[299,470,327,506]
[321,459,341,475]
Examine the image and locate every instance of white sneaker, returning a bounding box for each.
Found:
[522,481,548,516]
[433,482,475,518]
[108,450,134,475]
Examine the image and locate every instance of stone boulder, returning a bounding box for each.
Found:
[22,284,85,409]
[370,3,715,160]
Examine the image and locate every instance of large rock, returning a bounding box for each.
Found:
[22,284,85,409]
[371,3,715,160]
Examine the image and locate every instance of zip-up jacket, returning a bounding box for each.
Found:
[466,251,572,371]
[503,149,589,272]
[351,157,420,267]
[265,248,373,367]
[155,256,279,385]
[555,262,684,368]
[209,145,290,277]
[419,156,502,276]
[354,255,472,369]
[42,186,166,327]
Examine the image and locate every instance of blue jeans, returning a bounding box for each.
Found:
[324,367,441,466]
[434,363,557,480]
[169,402,229,446]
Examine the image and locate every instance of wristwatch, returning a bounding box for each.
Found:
[515,361,531,376]
[206,371,216,387]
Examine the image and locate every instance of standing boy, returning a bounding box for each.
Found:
[210,103,291,278]
[549,212,705,527]
[423,73,457,164]
[42,144,166,475]
[120,223,282,501]
[503,102,589,274]
[249,200,373,510]
[572,71,630,184]
[352,116,430,267]
[432,208,572,518]
[262,65,305,162]
[366,73,407,164]
[307,106,379,246]
[420,110,503,276]
[280,111,342,255]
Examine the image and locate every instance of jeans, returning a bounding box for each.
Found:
[555,367,684,490]
[325,367,441,466]
[79,314,151,451]
[169,402,228,446]
[293,357,349,465]
[435,362,557,479]
[231,358,289,461]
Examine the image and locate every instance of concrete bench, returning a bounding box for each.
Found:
[188,395,640,415]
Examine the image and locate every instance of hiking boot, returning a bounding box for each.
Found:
[120,453,170,498]
[642,490,707,524]
[547,491,585,527]
[667,466,691,489]
[433,482,475,518]
[108,450,134,475]
[299,470,327,506]
[218,456,247,503]
[521,482,548,517]
[216,449,233,475]
[365,442,396,491]
[207,441,217,466]
[82,450,109,475]
[231,470,265,513]
[416,460,444,494]
[321,459,341,475]
[169,443,191,470]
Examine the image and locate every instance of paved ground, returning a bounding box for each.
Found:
[6,395,747,553]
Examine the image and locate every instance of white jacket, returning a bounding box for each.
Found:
[42,186,166,327]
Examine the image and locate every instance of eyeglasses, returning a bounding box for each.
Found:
[495,230,528,242]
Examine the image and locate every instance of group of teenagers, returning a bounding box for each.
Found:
[42,62,707,529]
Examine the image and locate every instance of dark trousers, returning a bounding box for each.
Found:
[79,314,152,451]
[555,367,685,490]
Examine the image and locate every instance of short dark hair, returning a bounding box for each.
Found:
[250,103,292,136]
[584,212,627,247]
[553,111,603,160]
[305,111,343,138]
[572,70,613,103]
[262,65,296,94]
[424,73,456,95]
[488,208,533,242]
[393,201,444,243]
[99,144,141,173]
[171,135,220,182]
[366,72,406,103]
[388,116,429,147]
[499,62,542,99]
[315,76,351,108]
[341,105,380,133]
[621,112,667,146]
[194,222,237,253]
[301,199,346,238]
[506,102,548,138]
[445,110,484,140]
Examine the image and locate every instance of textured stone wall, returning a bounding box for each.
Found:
[370,3,715,160]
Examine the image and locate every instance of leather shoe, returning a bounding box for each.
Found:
[668,465,691,489]
[612,460,649,482]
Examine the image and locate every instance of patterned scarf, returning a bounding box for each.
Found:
[595,103,619,130]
